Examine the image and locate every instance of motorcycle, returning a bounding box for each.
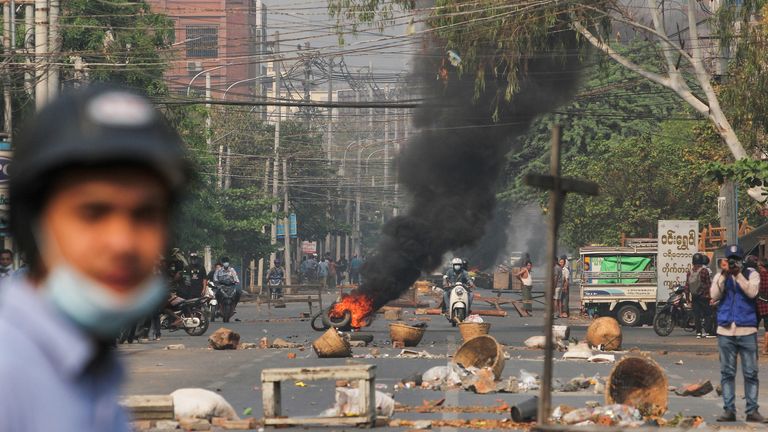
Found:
[215,281,240,323]
[446,281,470,326]
[160,296,211,336]
[653,284,696,336]
[268,275,284,300]
[205,281,219,321]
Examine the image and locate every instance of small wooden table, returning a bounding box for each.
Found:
[261,365,377,428]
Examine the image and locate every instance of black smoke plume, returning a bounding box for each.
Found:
[358,34,584,310]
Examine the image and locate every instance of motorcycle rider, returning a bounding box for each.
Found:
[442,257,474,313]
[266,258,286,297]
[214,256,241,309]
[710,245,764,423]
[687,252,714,338]
[184,252,208,299]
[0,86,189,431]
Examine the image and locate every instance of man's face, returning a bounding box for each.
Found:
[38,168,169,294]
[526,263,532,270]
[0,253,12,267]
[558,259,565,267]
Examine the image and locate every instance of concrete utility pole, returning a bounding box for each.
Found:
[47,0,59,98]
[282,158,292,284]
[393,85,400,217]
[524,126,599,425]
[383,85,390,207]
[257,158,270,294]
[326,57,335,259]
[269,31,281,267]
[34,0,48,110]
[24,3,33,94]
[2,0,12,138]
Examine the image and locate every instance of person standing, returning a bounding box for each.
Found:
[0,87,189,431]
[350,255,363,285]
[317,258,329,289]
[711,245,764,423]
[687,253,713,339]
[184,253,208,299]
[553,257,566,319]
[336,256,348,286]
[560,255,570,318]
[514,261,534,314]
[757,258,768,354]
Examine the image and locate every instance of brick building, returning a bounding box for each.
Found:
[147,0,269,99]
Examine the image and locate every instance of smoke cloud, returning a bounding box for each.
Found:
[358,35,584,310]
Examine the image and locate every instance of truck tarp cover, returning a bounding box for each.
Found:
[598,257,651,284]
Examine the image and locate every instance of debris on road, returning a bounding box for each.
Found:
[586,317,622,351]
[523,336,565,351]
[675,359,684,365]
[208,328,241,350]
[674,380,714,397]
[421,364,464,388]
[320,388,395,418]
[588,353,616,363]
[171,388,240,421]
[178,417,212,431]
[259,337,269,349]
[119,395,174,421]
[390,419,530,430]
[396,349,439,359]
[238,342,258,349]
[271,337,302,349]
[389,322,427,347]
[496,376,520,393]
[560,404,643,427]
[606,356,667,417]
[287,352,297,359]
[383,308,403,321]
[164,344,185,350]
[518,369,539,391]
[461,367,497,394]
[454,335,505,380]
[510,396,538,422]
[312,328,351,358]
[562,341,592,360]
[349,340,367,347]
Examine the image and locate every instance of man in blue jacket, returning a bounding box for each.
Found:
[711,245,764,422]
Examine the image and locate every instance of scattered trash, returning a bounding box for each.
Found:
[421,364,464,388]
[171,388,240,420]
[524,335,566,351]
[675,360,684,365]
[560,404,643,427]
[464,314,484,323]
[295,381,306,387]
[674,380,714,397]
[588,354,615,363]
[208,328,241,350]
[259,337,270,349]
[349,340,367,348]
[562,341,592,360]
[586,317,622,351]
[510,396,538,422]
[287,353,297,359]
[496,377,520,393]
[165,344,185,350]
[238,342,258,350]
[461,367,497,394]
[320,388,395,418]
[552,325,570,340]
[242,407,252,416]
[519,369,539,391]
[556,375,593,393]
[397,349,438,359]
[606,356,668,417]
[271,338,302,349]
[668,413,706,428]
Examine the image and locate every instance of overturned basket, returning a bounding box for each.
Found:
[454,335,505,380]
[606,356,668,417]
[458,322,491,342]
[312,327,351,358]
[389,322,426,347]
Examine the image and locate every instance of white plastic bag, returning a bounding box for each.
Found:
[518,369,539,391]
[464,314,484,323]
[321,388,395,418]
[171,388,239,420]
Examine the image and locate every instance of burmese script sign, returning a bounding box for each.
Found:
[657,220,699,302]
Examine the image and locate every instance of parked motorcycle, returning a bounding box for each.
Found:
[268,275,283,300]
[160,296,211,336]
[446,281,470,326]
[205,281,219,321]
[215,281,240,323]
[653,285,696,336]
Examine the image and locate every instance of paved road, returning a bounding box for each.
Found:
[119,290,768,429]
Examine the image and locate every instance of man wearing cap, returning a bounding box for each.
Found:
[0,86,189,431]
[711,245,764,423]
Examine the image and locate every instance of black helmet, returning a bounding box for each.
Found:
[744,255,759,270]
[692,253,707,266]
[702,255,711,265]
[725,244,744,260]
[10,85,190,271]
[220,256,231,263]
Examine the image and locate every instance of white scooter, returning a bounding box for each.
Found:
[205,281,219,321]
[445,279,470,326]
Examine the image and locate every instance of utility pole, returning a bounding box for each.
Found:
[282,158,292,284]
[47,0,59,99]
[23,3,32,95]
[383,85,390,213]
[2,0,12,139]
[224,145,231,189]
[270,31,281,267]
[257,158,270,294]
[34,0,48,110]
[326,57,335,259]
[393,85,400,217]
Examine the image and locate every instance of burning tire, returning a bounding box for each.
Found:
[321,309,352,329]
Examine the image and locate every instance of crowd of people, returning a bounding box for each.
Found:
[296,253,365,287]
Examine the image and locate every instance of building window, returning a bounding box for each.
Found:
[186,26,218,58]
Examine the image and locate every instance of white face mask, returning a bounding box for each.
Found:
[453,265,462,272]
[222,262,230,269]
[43,264,166,340]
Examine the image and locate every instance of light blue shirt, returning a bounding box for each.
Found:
[0,278,130,432]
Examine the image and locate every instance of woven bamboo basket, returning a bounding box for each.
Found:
[458,322,491,342]
[453,335,505,380]
[606,356,668,417]
[586,316,622,351]
[312,327,351,358]
[389,322,426,347]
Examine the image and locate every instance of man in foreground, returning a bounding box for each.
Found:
[0,86,189,431]
[711,245,764,423]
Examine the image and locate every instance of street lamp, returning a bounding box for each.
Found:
[223,75,271,99]
[186,64,232,97]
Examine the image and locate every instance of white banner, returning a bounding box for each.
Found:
[301,241,317,255]
[657,220,699,302]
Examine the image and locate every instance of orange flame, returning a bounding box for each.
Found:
[330,292,374,328]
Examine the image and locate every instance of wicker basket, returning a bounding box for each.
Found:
[586,317,622,351]
[458,322,491,342]
[453,335,505,380]
[389,322,426,347]
[312,328,351,358]
[606,356,668,417]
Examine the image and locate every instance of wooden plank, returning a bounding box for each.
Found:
[262,381,280,418]
[262,365,375,382]
[512,301,531,317]
[264,416,371,426]
[422,308,507,317]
